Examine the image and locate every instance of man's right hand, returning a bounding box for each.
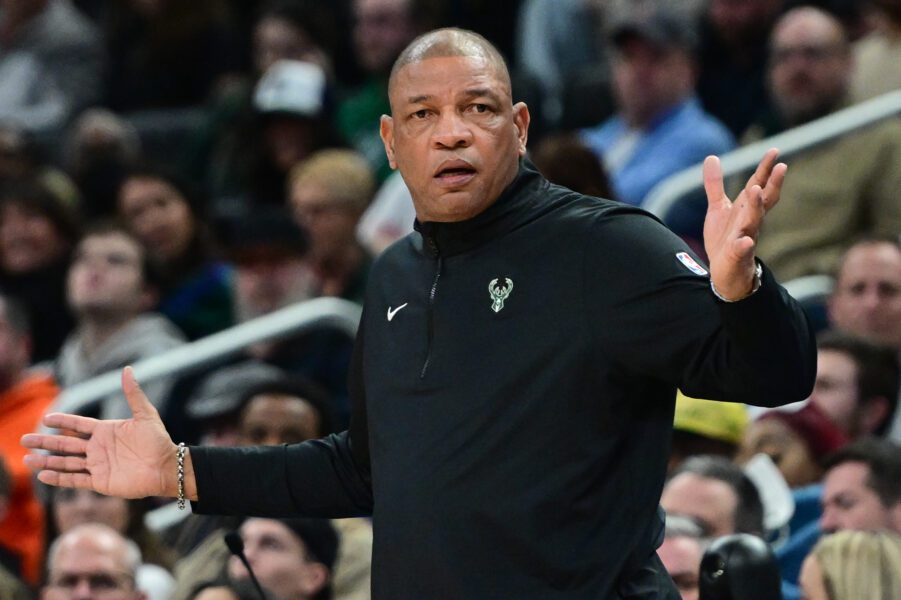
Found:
[21,366,197,501]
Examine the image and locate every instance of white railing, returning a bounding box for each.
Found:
[52,297,362,416]
[643,90,901,221]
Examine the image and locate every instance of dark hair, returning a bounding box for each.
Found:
[671,455,765,536]
[0,179,81,247]
[530,135,613,198]
[0,291,30,337]
[189,579,276,600]
[119,163,207,220]
[237,376,335,436]
[256,0,339,63]
[74,220,165,292]
[817,331,900,435]
[833,234,901,279]
[824,437,901,508]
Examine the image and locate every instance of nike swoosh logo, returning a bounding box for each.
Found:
[387,303,408,321]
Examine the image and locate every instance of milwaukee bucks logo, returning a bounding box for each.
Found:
[488,278,513,313]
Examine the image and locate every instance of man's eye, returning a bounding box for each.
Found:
[412,109,429,119]
[470,103,489,113]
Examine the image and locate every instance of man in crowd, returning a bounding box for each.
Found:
[24,28,814,598]
[658,515,707,600]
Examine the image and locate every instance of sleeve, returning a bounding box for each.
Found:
[189,312,374,518]
[586,210,816,407]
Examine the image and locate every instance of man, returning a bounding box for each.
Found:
[580,5,735,206]
[55,223,185,419]
[661,455,765,538]
[24,29,814,598]
[827,237,901,352]
[0,293,59,586]
[658,516,707,600]
[749,7,901,280]
[808,332,899,439]
[42,523,145,600]
[820,437,901,534]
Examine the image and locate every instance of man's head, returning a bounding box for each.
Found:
[707,0,784,46]
[767,7,851,126]
[659,516,707,600]
[0,181,80,274]
[810,331,899,438]
[828,237,901,350]
[820,438,901,534]
[66,223,157,321]
[379,28,529,223]
[228,517,337,600]
[0,292,31,389]
[661,455,764,538]
[42,523,144,600]
[353,0,419,75]
[237,377,333,446]
[608,6,698,128]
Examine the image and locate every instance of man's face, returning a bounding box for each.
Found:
[380,55,529,223]
[290,183,361,264]
[768,12,851,125]
[353,0,416,74]
[661,473,738,537]
[238,394,321,446]
[52,489,130,537]
[254,16,329,76]
[658,535,703,600]
[234,254,319,321]
[611,37,694,128]
[820,461,897,533]
[829,243,901,349]
[67,233,148,317]
[809,349,861,436]
[118,177,194,263]
[0,202,68,274]
[43,537,142,600]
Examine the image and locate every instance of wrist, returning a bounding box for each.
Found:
[711,261,763,302]
[168,444,198,503]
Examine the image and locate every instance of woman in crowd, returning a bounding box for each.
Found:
[799,529,901,599]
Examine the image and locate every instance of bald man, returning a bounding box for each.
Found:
[24,28,816,599]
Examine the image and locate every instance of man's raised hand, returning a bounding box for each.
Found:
[703,148,787,300]
[21,367,189,500]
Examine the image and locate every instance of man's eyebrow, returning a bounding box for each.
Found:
[461,87,502,102]
[406,94,432,105]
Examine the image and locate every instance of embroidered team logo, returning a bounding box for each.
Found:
[488,278,513,313]
[675,252,709,276]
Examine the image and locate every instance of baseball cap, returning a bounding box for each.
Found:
[254,60,327,118]
[279,518,339,569]
[186,361,286,421]
[609,5,699,52]
[758,402,849,461]
[674,392,749,445]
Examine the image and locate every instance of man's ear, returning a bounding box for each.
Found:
[380,115,397,169]
[862,396,890,434]
[139,285,159,313]
[298,562,330,596]
[512,102,530,157]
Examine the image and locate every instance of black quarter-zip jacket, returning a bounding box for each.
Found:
[191,164,816,598]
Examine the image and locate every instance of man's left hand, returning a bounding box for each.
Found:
[702,148,787,301]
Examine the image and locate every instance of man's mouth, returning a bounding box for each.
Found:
[434,161,477,186]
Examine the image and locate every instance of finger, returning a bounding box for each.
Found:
[24,453,86,473]
[21,433,88,455]
[761,162,787,212]
[122,366,159,421]
[42,412,97,435]
[37,470,94,489]
[745,148,779,190]
[731,236,757,262]
[703,155,726,207]
[735,185,766,237]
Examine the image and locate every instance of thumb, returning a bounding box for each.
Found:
[122,366,158,421]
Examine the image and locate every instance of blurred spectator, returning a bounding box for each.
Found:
[0,459,30,600]
[228,518,338,600]
[659,515,707,600]
[0,180,79,363]
[355,170,416,256]
[820,437,901,534]
[669,392,749,473]
[851,0,901,101]
[288,149,375,303]
[234,378,336,447]
[827,236,901,351]
[747,7,901,279]
[580,4,735,207]
[661,455,765,538]
[799,530,901,600]
[529,133,613,199]
[696,0,786,136]
[55,222,185,419]
[337,0,430,181]
[43,523,145,600]
[46,488,177,599]
[0,122,80,204]
[117,166,234,340]
[189,579,276,600]
[736,403,848,488]
[0,293,58,586]
[102,0,241,111]
[64,109,143,219]
[809,331,899,439]
[253,0,338,78]
[0,0,103,136]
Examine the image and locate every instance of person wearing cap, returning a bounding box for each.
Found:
[24,28,816,599]
[669,392,749,473]
[580,4,735,207]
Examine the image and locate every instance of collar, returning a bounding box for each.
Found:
[413,161,548,257]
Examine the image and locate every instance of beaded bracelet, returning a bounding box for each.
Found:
[176,443,187,510]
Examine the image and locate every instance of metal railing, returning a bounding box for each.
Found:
[52,297,362,416]
[643,90,901,221]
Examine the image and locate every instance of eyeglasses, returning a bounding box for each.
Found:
[48,571,135,595]
[771,44,845,64]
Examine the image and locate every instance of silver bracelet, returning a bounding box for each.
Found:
[710,261,763,302]
[176,443,187,510]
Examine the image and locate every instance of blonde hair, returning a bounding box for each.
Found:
[812,530,901,599]
[288,149,375,213]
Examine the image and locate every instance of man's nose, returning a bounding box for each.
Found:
[819,507,838,533]
[72,578,94,599]
[432,111,473,148]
